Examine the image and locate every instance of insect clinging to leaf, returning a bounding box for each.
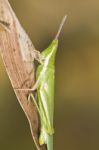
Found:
[16,15,67,150]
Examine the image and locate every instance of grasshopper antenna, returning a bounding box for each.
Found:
[55,15,67,40]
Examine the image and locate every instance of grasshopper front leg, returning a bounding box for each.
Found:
[15,49,42,91]
[22,48,42,64]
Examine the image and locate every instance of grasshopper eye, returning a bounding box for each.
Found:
[42,57,45,62]
[40,56,45,64]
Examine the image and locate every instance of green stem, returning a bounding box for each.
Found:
[47,134,53,150]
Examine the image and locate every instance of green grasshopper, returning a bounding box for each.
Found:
[17,15,67,150]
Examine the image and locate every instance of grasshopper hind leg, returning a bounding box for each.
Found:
[39,127,46,145]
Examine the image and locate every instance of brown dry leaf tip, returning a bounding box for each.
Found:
[0,0,46,149]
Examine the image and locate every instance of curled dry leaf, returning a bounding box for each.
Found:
[0,0,46,149]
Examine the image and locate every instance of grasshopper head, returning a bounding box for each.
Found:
[41,40,58,67]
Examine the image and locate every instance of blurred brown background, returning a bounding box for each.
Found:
[0,0,99,149]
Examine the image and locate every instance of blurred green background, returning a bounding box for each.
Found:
[0,0,99,149]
